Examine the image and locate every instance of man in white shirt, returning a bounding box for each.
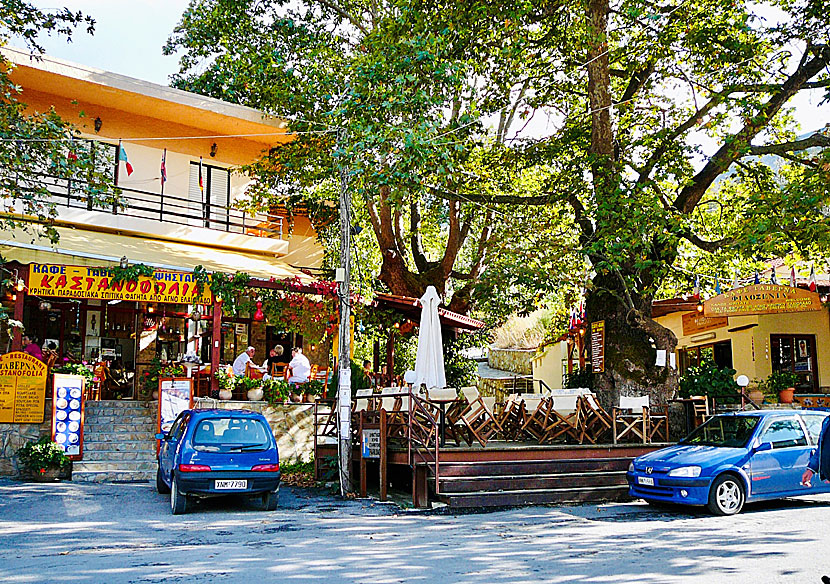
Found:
[232,346,257,377]
[287,347,311,384]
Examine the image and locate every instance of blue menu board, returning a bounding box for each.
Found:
[52,373,85,459]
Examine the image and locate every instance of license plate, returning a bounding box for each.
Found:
[215,480,247,490]
[638,476,655,486]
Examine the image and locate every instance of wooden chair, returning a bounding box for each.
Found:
[496,394,525,441]
[613,395,649,444]
[270,362,288,378]
[690,395,711,428]
[313,367,330,383]
[458,386,503,447]
[245,362,264,380]
[575,393,614,444]
[88,362,105,401]
[522,394,579,444]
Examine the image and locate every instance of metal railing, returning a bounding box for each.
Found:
[16,171,284,239]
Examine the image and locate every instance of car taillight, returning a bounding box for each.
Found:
[251,464,280,472]
[178,464,211,472]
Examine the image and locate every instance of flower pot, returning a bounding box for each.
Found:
[779,387,795,404]
[748,389,764,404]
[247,388,264,402]
[151,390,159,400]
[218,389,233,401]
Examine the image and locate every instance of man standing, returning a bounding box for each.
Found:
[232,346,257,377]
[287,346,311,384]
[802,415,830,487]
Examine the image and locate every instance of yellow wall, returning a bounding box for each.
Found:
[657,308,830,390]
[531,343,566,391]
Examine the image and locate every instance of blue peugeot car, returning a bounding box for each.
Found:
[628,410,830,515]
[156,409,281,514]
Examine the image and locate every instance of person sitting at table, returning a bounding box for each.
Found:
[286,346,311,384]
[22,335,44,362]
[232,346,262,377]
[263,345,285,372]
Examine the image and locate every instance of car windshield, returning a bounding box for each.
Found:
[192,417,271,452]
[680,415,761,448]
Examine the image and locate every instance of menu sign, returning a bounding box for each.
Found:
[158,378,193,434]
[52,373,85,459]
[590,320,605,374]
[28,264,212,304]
[682,312,728,336]
[0,352,47,423]
[704,284,822,317]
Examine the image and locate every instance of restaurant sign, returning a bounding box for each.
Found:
[704,284,822,318]
[682,312,728,336]
[28,264,212,304]
[590,320,605,374]
[0,352,47,424]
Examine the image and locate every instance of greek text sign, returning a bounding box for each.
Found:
[590,320,605,373]
[28,264,212,304]
[361,429,380,458]
[0,352,47,423]
[704,285,822,317]
[682,312,728,336]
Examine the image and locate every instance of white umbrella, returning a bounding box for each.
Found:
[413,285,446,390]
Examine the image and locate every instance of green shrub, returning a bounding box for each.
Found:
[16,437,70,474]
[564,367,593,390]
[679,360,740,404]
[759,370,799,398]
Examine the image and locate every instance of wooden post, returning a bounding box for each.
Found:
[372,340,380,372]
[413,465,428,508]
[210,298,221,393]
[359,414,367,498]
[379,410,387,502]
[385,331,395,386]
[578,332,586,369]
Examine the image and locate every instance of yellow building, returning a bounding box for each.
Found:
[0,47,325,397]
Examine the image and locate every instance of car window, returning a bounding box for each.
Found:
[800,414,828,445]
[170,413,190,441]
[193,417,271,451]
[681,415,760,447]
[759,418,807,449]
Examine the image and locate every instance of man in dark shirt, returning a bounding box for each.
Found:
[802,415,830,487]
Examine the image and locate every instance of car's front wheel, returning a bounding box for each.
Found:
[156,467,170,494]
[170,475,189,515]
[708,474,745,516]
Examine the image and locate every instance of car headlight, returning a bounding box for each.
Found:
[668,466,702,478]
[628,462,635,472]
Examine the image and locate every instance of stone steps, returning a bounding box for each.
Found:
[73,400,158,483]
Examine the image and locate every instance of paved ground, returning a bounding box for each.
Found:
[1,478,830,583]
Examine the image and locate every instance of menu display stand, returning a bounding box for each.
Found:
[52,373,85,460]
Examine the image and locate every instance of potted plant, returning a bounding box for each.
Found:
[215,366,234,400]
[678,360,740,405]
[761,370,799,404]
[262,378,291,405]
[234,376,262,402]
[16,437,71,482]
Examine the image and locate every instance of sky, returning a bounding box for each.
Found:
[15,0,830,137]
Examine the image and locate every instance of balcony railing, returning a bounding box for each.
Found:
[29,172,284,240]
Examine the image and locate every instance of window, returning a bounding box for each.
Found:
[679,340,732,374]
[760,418,808,449]
[170,413,190,441]
[771,335,818,391]
[800,414,828,445]
[188,162,231,228]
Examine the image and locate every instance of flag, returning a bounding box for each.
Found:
[770,270,778,285]
[198,157,204,195]
[809,266,817,292]
[754,271,760,285]
[693,274,700,299]
[731,272,739,290]
[790,267,796,287]
[578,301,585,324]
[715,278,721,295]
[118,142,134,176]
[160,149,167,186]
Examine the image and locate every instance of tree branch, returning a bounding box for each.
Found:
[314,0,369,35]
[748,132,830,156]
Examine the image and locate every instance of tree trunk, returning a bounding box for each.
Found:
[586,272,678,409]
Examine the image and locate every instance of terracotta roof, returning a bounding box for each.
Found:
[372,293,486,331]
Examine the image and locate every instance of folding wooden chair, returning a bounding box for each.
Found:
[245,362,264,380]
[613,395,649,444]
[690,395,711,428]
[575,393,614,444]
[458,386,503,447]
[647,400,670,443]
[496,394,525,441]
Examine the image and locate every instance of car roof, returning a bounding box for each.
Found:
[187,409,265,419]
[716,409,829,418]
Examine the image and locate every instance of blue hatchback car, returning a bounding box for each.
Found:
[628,410,830,515]
[156,409,281,514]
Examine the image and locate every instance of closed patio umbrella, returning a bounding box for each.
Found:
[413,285,446,390]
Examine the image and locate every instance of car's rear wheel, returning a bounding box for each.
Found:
[708,474,745,516]
[156,467,170,494]
[170,475,189,515]
[260,489,279,511]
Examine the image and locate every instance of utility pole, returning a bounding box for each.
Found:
[335,127,352,496]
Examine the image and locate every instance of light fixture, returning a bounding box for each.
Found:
[11,293,16,301]
[39,301,51,311]
[253,300,265,322]
[148,305,155,314]
[210,142,218,157]
[94,117,103,132]
[696,302,704,313]
[578,327,585,336]
[15,278,24,292]
[108,299,121,305]
[215,294,223,304]
[120,256,129,269]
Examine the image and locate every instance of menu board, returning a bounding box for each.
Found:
[158,377,193,434]
[52,373,85,459]
[590,320,605,374]
[0,352,48,423]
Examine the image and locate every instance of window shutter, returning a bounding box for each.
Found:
[208,167,229,228]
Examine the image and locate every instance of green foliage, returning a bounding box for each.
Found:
[759,370,799,398]
[52,362,93,381]
[679,361,740,404]
[261,377,291,404]
[108,264,155,283]
[279,459,313,475]
[564,368,593,390]
[444,331,485,388]
[16,437,70,473]
[329,360,372,398]
[140,357,184,395]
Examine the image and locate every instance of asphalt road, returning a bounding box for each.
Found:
[1,478,830,584]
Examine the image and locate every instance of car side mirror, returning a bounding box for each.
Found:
[754,441,773,453]
[154,432,167,441]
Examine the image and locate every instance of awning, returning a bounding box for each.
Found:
[0,226,305,281]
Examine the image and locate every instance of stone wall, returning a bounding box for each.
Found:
[194,398,315,463]
[488,347,535,375]
[0,400,53,476]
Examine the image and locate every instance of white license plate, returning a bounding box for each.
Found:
[215,480,248,490]
[638,476,655,486]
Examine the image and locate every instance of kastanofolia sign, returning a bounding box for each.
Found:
[704,285,822,317]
